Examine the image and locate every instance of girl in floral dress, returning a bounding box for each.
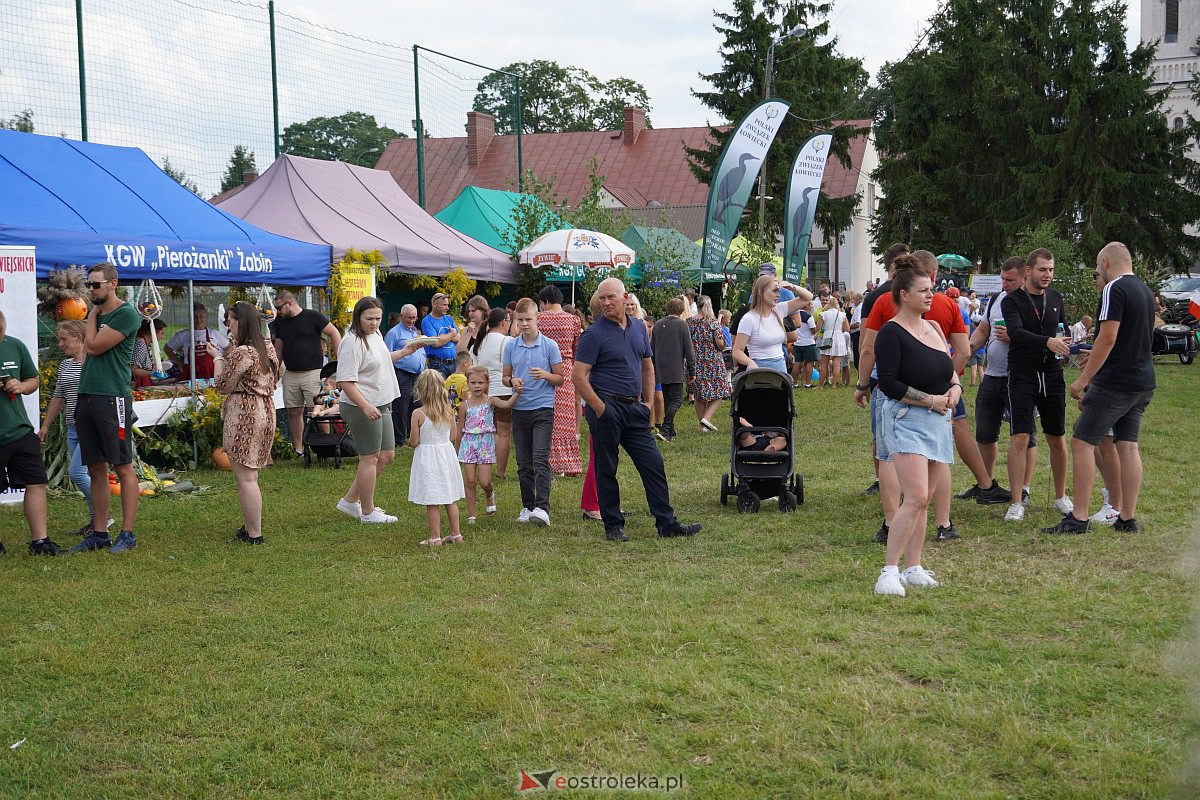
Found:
[456,366,521,524]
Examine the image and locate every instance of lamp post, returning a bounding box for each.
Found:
[347,146,381,166]
[756,24,807,240]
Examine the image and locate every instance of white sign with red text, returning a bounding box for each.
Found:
[0,246,39,504]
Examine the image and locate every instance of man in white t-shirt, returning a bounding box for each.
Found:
[1070,315,1092,345]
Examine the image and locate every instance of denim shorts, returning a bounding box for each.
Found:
[872,388,890,460]
[755,356,788,374]
[881,397,955,464]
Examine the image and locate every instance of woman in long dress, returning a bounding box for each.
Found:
[537,284,583,476]
[211,301,279,544]
[687,296,732,432]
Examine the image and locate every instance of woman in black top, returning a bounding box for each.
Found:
[872,256,963,597]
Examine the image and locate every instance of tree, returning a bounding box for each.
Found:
[220,145,257,193]
[280,112,404,165]
[873,0,1200,269]
[160,157,200,196]
[687,1,869,254]
[0,109,33,132]
[473,60,652,134]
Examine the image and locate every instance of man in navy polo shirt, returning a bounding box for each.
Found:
[421,292,460,378]
[573,277,703,542]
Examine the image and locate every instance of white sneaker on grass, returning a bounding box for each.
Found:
[529,508,550,527]
[1053,496,1074,515]
[360,508,397,523]
[875,569,906,597]
[517,508,532,523]
[1004,503,1025,522]
[902,565,940,587]
[1091,503,1119,525]
[336,498,361,518]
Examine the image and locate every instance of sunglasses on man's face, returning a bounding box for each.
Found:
[86,280,109,290]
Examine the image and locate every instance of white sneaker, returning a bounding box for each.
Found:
[360,508,398,523]
[875,569,906,597]
[517,508,532,523]
[336,498,361,518]
[529,508,550,527]
[1004,503,1025,522]
[1091,503,1119,525]
[902,565,940,588]
[1053,496,1074,515]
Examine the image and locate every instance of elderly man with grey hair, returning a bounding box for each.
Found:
[573,278,702,542]
[383,304,428,446]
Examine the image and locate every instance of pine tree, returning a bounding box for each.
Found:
[687,0,868,251]
[220,145,257,193]
[873,0,1200,268]
[160,157,201,196]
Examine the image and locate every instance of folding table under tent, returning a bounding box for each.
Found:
[215,155,516,284]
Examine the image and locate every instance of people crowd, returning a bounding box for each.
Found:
[1,249,1159,599]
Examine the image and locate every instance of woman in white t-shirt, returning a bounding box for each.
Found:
[471,307,514,478]
[733,275,813,375]
[818,297,851,387]
[335,297,403,524]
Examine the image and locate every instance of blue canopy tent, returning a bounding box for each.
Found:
[0,129,331,284]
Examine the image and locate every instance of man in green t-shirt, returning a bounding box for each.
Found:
[73,263,141,554]
[0,311,66,556]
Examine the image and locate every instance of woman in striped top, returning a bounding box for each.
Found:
[38,320,100,536]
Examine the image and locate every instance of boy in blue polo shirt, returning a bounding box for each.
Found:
[502,298,564,527]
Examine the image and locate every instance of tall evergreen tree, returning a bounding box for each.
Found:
[220,145,257,193]
[873,0,1200,268]
[687,0,868,252]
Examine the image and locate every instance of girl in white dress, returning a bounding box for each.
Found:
[409,369,466,546]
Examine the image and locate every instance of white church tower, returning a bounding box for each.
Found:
[1143,0,1200,131]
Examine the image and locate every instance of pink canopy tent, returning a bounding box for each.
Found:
[215,155,515,283]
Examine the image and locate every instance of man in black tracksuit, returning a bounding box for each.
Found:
[1001,247,1072,521]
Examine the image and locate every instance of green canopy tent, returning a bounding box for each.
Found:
[434,186,565,254]
[620,225,702,285]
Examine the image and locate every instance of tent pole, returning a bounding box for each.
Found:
[188,280,198,469]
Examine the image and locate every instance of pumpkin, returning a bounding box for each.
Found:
[57,296,88,321]
[211,447,232,471]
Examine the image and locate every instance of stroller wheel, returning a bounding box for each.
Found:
[737,491,760,514]
[1182,351,1195,365]
[303,449,311,468]
[720,473,730,506]
[792,474,805,505]
[779,491,797,513]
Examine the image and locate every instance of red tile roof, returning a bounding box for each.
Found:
[375,115,871,217]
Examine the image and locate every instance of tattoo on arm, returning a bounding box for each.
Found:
[904,387,929,403]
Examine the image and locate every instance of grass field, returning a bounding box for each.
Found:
[1,363,1198,798]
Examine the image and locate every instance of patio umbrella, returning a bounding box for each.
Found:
[519,229,636,303]
[936,253,973,270]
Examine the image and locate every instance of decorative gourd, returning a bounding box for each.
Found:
[211,447,232,471]
[57,296,88,320]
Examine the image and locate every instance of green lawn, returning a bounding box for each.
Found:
[1,363,1198,798]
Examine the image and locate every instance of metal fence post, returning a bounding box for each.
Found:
[75,0,87,141]
[413,45,426,209]
[269,1,281,158]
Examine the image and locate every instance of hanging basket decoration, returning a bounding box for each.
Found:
[134,279,166,374]
[256,284,275,321]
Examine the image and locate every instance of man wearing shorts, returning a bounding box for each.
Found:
[1044,242,1155,534]
[1002,248,1072,522]
[74,263,142,553]
[0,312,66,556]
[967,257,1038,515]
[271,290,341,456]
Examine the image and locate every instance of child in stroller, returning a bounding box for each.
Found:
[302,362,357,467]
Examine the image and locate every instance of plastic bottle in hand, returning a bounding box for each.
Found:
[1055,323,1067,360]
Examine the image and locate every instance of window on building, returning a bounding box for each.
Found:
[1175,117,1185,131]
[806,250,830,290]
[1166,0,1179,43]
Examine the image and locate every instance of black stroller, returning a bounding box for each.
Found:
[302,363,358,468]
[719,368,803,513]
